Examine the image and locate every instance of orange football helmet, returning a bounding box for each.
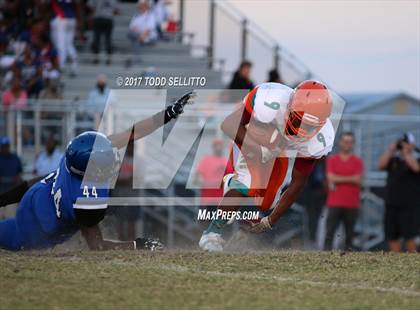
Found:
[285,80,332,141]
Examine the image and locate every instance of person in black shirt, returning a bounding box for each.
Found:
[267,68,282,84]
[226,61,255,103]
[378,132,420,253]
[228,61,254,91]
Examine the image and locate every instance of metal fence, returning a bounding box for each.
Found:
[176,0,312,86]
[1,100,419,249]
[2,100,419,175]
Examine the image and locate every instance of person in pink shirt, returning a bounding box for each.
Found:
[324,132,364,250]
[2,77,28,110]
[196,139,233,206]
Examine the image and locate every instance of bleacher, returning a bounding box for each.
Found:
[63,2,224,100]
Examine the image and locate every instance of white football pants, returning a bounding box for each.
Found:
[50,17,78,72]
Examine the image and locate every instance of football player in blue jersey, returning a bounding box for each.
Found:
[0,91,195,251]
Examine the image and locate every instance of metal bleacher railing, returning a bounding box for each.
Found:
[177,0,313,86]
[2,100,419,176]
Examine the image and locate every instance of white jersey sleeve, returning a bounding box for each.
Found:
[297,118,335,158]
[250,83,293,123]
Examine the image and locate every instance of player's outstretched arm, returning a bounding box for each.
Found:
[81,225,134,250]
[221,106,254,147]
[80,225,163,251]
[0,175,46,208]
[109,91,195,149]
[268,167,308,225]
[248,161,312,233]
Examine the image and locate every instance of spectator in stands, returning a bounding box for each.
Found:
[40,77,62,99]
[89,0,119,65]
[152,0,170,39]
[196,139,233,207]
[88,74,110,111]
[0,34,15,71]
[36,33,60,82]
[50,0,81,76]
[324,132,363,251]
[227,61,254,103]
[13,45,44,98]
[228,60,254,91]
[0,137,22,193]
[267,68,283,84]
[87,73,111,126]
[165,13,178,34]
[35,34,62,99]
[128,0,158,48]
[31,17,50,47]
[378,132,420,253]
[34,134,63,176]
[1,77,28,109]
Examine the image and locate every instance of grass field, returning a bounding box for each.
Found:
[1,250,419,309]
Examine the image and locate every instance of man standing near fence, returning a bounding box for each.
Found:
[378,132,420,253]
[89,0,119,65]
[324,132,363,250]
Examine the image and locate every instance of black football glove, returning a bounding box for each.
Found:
[165,91,196,120]
[135,237,164,251]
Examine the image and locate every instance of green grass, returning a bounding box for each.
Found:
[1,250,419,309]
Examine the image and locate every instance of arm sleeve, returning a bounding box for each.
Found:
[225,157,234,174]
[73,188,108,227]
[74,209,106,227]
[0,180,29,207]
[294,157,317,176]
[243,87,259,115]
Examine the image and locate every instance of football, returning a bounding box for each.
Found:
[246,121,281,149]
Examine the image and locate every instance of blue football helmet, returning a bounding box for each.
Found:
[65,131,120,183]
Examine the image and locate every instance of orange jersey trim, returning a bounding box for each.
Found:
[243,87,259,115]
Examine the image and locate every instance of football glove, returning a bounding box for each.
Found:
[165,91,196,120]
[247,216,272,234]
[134,237,164,251]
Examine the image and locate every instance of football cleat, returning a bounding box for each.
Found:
[199,232,225,252]
[135,237,164,251]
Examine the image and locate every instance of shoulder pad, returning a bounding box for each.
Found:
[252,83,293,123]
[300,119,335,158]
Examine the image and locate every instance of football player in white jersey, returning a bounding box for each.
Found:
[199,80,335,251]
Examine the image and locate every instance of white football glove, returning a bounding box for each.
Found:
[248,216,272,234]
